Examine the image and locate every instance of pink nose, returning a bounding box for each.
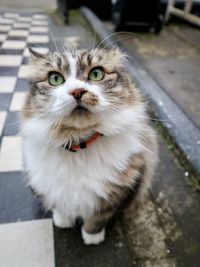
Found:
[70,88,87,100]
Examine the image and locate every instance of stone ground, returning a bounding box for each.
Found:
[116,23,200,129]
[0,4,200,267]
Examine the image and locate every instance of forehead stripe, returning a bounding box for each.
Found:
[68,54,77,78]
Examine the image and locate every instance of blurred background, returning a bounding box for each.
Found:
[0,1,199,267]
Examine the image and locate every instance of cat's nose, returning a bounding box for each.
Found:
[70,88,87,100]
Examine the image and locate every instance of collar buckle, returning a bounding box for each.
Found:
[62,132,103,153]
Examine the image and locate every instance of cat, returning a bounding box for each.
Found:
[21,47,158,245]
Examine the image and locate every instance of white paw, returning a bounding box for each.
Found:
[81,227,105,245]
[53,210,74,228]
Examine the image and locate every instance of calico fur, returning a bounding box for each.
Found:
[21,47,158,245]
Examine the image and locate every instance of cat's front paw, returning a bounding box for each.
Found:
[53,210,74,228]
[81,227,105,245]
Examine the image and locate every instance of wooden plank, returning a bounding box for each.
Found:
[165,0,176,22]
[170,6,200,27]
[184,0,193,13]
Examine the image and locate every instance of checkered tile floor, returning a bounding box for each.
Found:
[0,11,55,267]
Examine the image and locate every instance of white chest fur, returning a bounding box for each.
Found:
[22,115,145,220]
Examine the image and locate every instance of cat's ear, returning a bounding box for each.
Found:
[29,48,45,60]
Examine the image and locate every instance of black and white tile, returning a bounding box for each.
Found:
[0,10,54,267]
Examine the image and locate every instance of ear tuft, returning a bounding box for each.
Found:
[29,48,45,59]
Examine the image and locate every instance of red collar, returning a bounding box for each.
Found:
[62,132,103,152]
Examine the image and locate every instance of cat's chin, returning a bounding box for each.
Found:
[71,105,91,116]
[74,104,88,111]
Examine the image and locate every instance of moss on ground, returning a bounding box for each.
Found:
[149,108,200,191]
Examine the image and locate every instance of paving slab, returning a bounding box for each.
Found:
[0,219,55,267]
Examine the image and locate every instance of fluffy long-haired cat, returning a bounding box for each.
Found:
[21,47,158,245]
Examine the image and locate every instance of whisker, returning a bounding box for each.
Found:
[100,36,133,50]
[92,31,138,58]
[95,31,135,50]
[28,42,43,49]
[89,29,98,51]
[50,30,59,54]
[139,143,154,154]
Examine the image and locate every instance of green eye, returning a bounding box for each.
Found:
[49,72,65,86]
[88,68,104,81]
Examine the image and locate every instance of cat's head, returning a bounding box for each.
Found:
[24,48,142,137]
